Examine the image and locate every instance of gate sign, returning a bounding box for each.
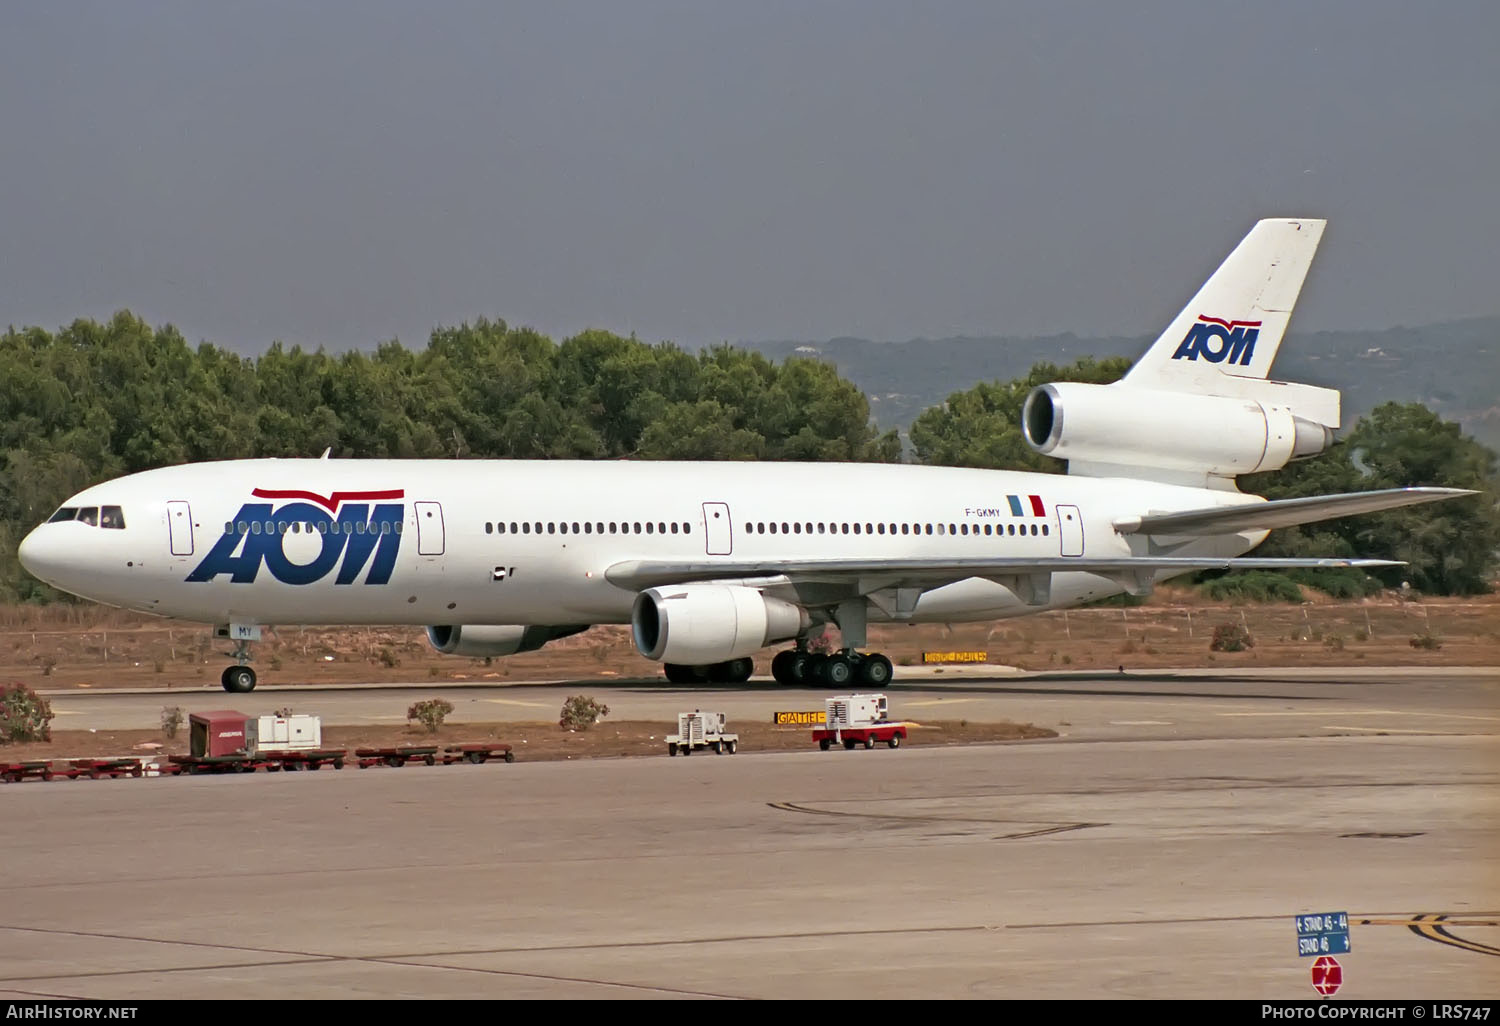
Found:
[1311,955,1343,996]
[1295,911,1351,957]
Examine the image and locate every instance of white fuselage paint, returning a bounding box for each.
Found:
[19,459,1264,629]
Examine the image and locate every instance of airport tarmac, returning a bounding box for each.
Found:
[3,668,1498,1000]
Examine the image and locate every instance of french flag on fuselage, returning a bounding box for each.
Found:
[1006,494,1047,517]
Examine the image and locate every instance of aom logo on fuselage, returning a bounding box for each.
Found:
[1171,315,1262,366]
[187,488,405,585]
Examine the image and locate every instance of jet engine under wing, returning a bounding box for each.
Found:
[603,555,1402,594]
[1112,487,1477,537]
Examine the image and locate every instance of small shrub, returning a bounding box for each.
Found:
[1210,623,1254,652]
[1200,571,1304,604]
[1061,654,1072,665]
[153,659,165,674]
[428,666,440,678]
[377,647,400,668]
[408,698,455,734]
[161,706,184,739]
[268,655,283,671]
[1120,640,1138,655]
[1,682,55,744]
[1409,634,1442,650]
[560,695,609,731]
[1323,634,1345,651]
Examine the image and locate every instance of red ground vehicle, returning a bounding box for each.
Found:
[811,694,907,750]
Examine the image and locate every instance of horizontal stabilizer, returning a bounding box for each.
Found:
[1112,487,1478,537]
[605,555,1401,593]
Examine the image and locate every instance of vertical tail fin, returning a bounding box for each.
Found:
[1123,218,1326,390]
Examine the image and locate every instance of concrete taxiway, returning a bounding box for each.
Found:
[3,668,1497,1000]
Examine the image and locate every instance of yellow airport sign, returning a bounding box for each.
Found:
[922,651,988,664]
[773,710,826,726]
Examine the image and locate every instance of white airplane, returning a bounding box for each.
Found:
[17,218,1474,693]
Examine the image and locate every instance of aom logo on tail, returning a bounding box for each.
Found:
[187,488,405,585]
[1171,315,1262,366]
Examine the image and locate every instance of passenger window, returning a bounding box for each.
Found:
[573,522,581,534]
[585,523,593,534]
[646,522,654,534]
[559,523,569,534]
[251,521,262,535]
[394,521,403,534]
[47,507,79,523]
[224,521,234,535]
[510,522,518,534]
[486,523,493,534]
[316,522,327,535]
[1042,525,1049,536]
[522,523,531,534]
[669,522,677,534]
[793,523,801,534]
[682,523,690,534]
[547,523,556,534]
[238,521,249,534]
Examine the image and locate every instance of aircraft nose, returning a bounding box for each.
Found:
[17,525,69,586]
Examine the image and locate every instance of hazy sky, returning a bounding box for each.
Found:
[2,1,1496,354]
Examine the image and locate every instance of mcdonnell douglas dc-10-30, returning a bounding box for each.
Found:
[18,218,1475,691]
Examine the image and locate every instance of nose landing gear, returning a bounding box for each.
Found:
[215,625,261,693]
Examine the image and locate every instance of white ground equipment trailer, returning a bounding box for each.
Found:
[667,711,739,756]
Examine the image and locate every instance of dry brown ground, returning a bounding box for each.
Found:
[0,587,1495,693]
[1,588,1494,768]
[0,719,1055,767]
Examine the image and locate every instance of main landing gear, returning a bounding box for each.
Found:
[770,649,893,687]
[662,657,755,685]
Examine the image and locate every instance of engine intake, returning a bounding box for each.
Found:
[1022,382,1333,478]
[632,584,808,665]
[426,624,589,658]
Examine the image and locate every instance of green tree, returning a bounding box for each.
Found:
[1242,402,1499,594]
[910,356,1130,469]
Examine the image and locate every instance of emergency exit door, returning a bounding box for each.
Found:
[1056,504,1084,557]
[702,502,733,555]
[414,501,445,556]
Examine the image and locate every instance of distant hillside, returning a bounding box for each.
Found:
[730,316,1500,452]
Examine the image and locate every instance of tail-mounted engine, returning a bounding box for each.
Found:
[1021,381,1335,481]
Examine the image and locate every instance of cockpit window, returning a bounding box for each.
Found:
[100,506,125,530]
[48,507,79,523]
[77,507,99,527]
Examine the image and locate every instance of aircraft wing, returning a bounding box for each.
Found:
[1111,487,1477,536]
[603,555,1401,593]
